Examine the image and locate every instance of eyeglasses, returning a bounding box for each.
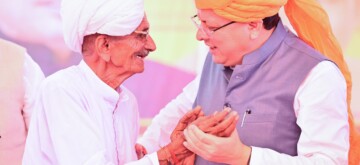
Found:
[191,14,235,36]
[133,30,149,40]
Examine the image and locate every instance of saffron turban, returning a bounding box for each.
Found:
[60,0,144,53]
[195,0,359,164]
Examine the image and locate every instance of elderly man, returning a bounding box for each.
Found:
[138,0,355,164]
[0,39,44,165]
[22,0,238,164]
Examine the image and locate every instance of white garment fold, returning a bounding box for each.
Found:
[23,60,158,165]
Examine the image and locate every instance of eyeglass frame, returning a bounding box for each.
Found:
[191,14,235,36]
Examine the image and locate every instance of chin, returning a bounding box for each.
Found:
[133,68,145,74]
[212,57,226,65]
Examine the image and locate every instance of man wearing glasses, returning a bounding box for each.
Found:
[21,0,218,164]
[138,0,354,164]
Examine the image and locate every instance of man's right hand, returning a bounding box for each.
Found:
[135,143,147,160]
[157,106,203,165]
[192,107,239,137]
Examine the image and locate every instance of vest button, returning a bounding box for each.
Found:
[224,103,231,108]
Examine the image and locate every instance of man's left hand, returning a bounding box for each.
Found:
[183,126,252,165]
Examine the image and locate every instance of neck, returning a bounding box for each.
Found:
[84,54,132,89]
[236,28,275,65]
[100,72,131,89]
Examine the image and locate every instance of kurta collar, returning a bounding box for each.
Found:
[78,60,125,106]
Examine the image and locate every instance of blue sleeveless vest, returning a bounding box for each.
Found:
[194,22,328,164]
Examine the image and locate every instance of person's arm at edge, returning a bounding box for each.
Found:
[137,75,200,153]
[250,61,349,165]
[22,52,45,130]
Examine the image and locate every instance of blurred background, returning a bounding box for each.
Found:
[0,0,359,132]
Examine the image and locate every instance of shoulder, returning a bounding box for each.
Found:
[0,39,25,51]
[308,61,345,87]
[282,32,327,61]
[40,66,84,96]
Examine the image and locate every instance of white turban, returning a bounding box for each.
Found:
[60,0,144,53]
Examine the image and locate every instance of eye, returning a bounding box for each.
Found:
[134,30,149,40]
[207,26,217,31]
[201,23,216,31]
[138,33,147,39]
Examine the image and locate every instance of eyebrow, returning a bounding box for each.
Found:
[198,16,217,27]
[140,27,149,32]
[197,15,207,24]
[203,20,218,28]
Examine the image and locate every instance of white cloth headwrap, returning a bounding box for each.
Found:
[61,0,144,53]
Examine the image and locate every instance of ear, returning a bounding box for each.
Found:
[94,35,111,62]
[248,20,263,40]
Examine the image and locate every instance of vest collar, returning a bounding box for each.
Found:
[241,20,288,66]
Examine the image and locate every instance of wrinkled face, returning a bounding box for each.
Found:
[108,16,156,75]
[196,9,251,66]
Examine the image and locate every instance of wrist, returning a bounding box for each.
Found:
[157,147,171,165]
[157,144,180,165]
[228,145,252,165]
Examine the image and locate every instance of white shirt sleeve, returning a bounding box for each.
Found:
[124,152,159,165]
[82,150,160,165]
[138,75,200,153]
[22,52,45,130]
[250,61,349,165]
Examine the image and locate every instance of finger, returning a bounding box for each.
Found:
[174,107,203,132]
[183,125,208,154]
[135,144,147,159]
[209,109,230,125]
[217,114,239,137]
[199,111,205,117]
[183,154,196,165]
[180,106,202,123]
[192,116,210,127]
[194,110,230,133]
[209,111,238,135]
[183,125,219,158]
[183,129,199,153]
[176,151,194,161]
[188,125,213,145]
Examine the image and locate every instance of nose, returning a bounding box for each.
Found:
[196,28,208,41]
[145,35,156,52]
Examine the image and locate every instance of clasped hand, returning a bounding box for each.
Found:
[165,106,240,164]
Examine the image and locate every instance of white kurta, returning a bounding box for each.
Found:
[23,60,158,165]
[0,51,44,165]
[23,53,45,127]
[138,61,349,164]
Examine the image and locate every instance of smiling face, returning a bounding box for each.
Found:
[82,15,157,88]
[106,15,156,75]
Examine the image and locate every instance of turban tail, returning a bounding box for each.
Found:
[61,0,144,53]
[195,0,360,164]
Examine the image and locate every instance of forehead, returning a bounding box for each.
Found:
[197,9,230,25]
[136,15,149,31]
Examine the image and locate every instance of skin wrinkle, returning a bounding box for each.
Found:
[83,15,156,89]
